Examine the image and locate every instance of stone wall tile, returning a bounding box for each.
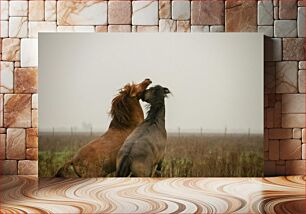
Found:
[18,160,38,175]
[0,61,14,93]
[280,139,302,160]
[192,0,224,25]
[57,1,107,25]
[225,0,256,32]
[4,94,31,128]
[14,68,38,93]
[6,128,25,159]
[132,1,158,25]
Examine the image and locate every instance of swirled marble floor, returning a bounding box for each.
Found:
[0,176,305,214]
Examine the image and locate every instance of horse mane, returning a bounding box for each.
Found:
[110,84,134,128]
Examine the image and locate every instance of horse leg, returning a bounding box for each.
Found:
[154,160,163,177]
[131,160,153,177]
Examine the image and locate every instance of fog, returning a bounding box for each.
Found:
[39,33,263,134]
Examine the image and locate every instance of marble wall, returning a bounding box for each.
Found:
[0,0,305,176]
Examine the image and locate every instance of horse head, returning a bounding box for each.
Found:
[141,85,171,104]
[110,79,152,128]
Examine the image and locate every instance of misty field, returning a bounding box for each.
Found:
[39,133,263,177]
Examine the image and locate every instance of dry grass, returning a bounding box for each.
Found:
[39,133,263,177]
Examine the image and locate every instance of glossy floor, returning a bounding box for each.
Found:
[0,176,305,213]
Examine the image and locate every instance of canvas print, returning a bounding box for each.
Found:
[39,33,264,177]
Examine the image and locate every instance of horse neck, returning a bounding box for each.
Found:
[109,100,144,130]
[146,100,165,126]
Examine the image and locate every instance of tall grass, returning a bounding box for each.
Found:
[39,133,263,177]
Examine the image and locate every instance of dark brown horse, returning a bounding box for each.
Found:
[55,79,152,177]
[116,85,170,177]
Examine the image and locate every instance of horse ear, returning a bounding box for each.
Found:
[163,87,170,94]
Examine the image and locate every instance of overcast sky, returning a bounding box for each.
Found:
[39,33,263,134]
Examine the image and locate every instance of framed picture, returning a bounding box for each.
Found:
[39,33,263,177]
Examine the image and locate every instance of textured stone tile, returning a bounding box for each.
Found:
[57,1,107,25]
[280,139,302,160]
[0,21,8,37]
[9,1,28,17]
[274,6,279,19]
[303,129,306,143]
[26,128,38,148]
[298,70,305,93]
[266,108,274,128]
[0,61,14,93]
[225,0,256,32]
[302,144,306,159]
[108,25,131,32]
[282,114,305,128]
[15,61,20,68]
[45,1,56,21]
[14,68,38,93]
[293,128,302,139]
[258,26,273,37]
[32,110,38,128]
[136,26,158,32]
[29,21,57,38]
[177,21,190,32]
[108,1,131,24]
[0,1,9,20]
[279,0,297,19]
[299,61,306,69]
[2,38,20,61]
[283,38,305,61]
[32,94,38,109]
[9,17,28,38]
[282,94,305,114]
[269,140,279,160]
[0,95,3,127]
[286,160,305,175]
[159,19,177,32]
[0,128,6,134]
[159,1,171,19]
[269,128,293,139]
[258,0,273,25]
[132,26,136,32]
[6,128,25,159]
[191,25,209,32]
[192,0,224,25]
[275,164,285,175]
[274,20,297,37]
[0,160,17,175]
[26,148,38,160]
[298,1,305,6]
[57,26,95,32]
[29,1,44,21]
[95,26,108,32]
[264,160,275,176]
[172,1,190,21]
[264,38,282,62]
[210,25,224,32]
[264,62,276,94]
[132,1,158,25]
[18,160,38,175]
[276,61,298,93]
[0,134,5,159]
[4,94,31,128]
[20,38,38,67]
[274,99,282,128]
[298,7,305,37]
[273,0,279,7]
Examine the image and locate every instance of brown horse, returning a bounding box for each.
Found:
[55,79,152,177]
